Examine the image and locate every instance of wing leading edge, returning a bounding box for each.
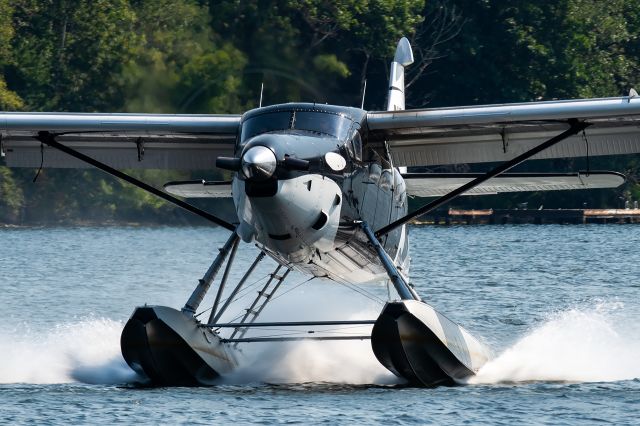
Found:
[0,112,240,169]
[5,95,640,170]
[367,95,640,167]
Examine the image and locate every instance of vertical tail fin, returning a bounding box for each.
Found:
[386,37,414,112]
[387,38,414,174]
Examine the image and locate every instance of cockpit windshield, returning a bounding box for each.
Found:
[241,110,354,142]
[241,112,290,141]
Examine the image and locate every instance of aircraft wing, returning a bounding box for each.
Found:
[367,95,640,167]
[0,112,240,169]
[404,171,625,197]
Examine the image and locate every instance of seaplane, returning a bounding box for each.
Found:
[2,38,640,386]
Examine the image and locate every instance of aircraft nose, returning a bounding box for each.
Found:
[241,146,277,181]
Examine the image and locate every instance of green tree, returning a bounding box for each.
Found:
[210,0,425,108]
[421,0,640,107]
[0,0,23,110]
[7,0,138,112]
[0,166,24,222]
[121,0,247,114]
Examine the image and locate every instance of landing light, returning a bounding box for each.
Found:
[325,152,346,172]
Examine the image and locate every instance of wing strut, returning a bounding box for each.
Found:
[375,119,591,237]
[34,131,236,231]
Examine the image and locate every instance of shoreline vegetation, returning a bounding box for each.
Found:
[4,208,640,228]
[1,1,639,225]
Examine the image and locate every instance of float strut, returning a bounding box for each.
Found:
[211,251,266,323]
[207,237,240,323]
[182,232,240,317]
[361,221,419,301]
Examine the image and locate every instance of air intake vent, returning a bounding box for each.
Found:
[269,233,291,241]
[245,179,278,197]
[312,211,328,230]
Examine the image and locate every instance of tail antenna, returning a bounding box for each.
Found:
[360,79,367,109]
[259,82,264,108]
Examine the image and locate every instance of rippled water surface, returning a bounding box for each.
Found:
[1,225,639,424]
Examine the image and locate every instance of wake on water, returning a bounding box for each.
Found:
[1,302,639,386]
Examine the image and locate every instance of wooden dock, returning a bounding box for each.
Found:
[414,208,640,225]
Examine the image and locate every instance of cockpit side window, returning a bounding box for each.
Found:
[346,130,363,162]
[352,132,362,161]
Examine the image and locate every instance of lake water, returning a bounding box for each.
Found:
[1,225,639,424]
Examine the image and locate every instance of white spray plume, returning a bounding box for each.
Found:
[3,299,638,387]
[224,339,398,385]
[470,302,640,384]
[219,280,399,385]
[0,318,138,385]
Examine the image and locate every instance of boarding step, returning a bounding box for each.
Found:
[229,265,291,343]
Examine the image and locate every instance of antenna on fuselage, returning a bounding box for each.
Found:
[360,79,367,109]
[259,82,264,108]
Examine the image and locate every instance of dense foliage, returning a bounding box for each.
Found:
[1,0,639,224]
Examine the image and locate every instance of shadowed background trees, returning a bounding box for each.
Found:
[1,0,639,224]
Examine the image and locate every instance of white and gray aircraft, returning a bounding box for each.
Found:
[2,38,639,386]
